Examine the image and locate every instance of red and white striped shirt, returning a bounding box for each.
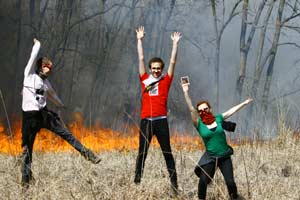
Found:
[139,73,173,119]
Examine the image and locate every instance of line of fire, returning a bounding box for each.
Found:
[0,112,210,155]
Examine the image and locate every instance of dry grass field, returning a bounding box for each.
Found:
[0,127,299,200]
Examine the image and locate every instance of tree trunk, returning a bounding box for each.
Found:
[235,0,248,103]
[66,0,80,118]
[85,0,128,122]
[210,0,220,111]
[247,0,275,124]
[236,0,266,103]
[210,0,242,111]
[261,0,285,113]
[12,0,23,114]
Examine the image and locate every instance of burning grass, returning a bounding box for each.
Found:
[0,117,204,155]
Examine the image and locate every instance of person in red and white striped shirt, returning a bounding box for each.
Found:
[134,26,181,195]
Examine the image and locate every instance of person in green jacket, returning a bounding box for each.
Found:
[181,81,252,200]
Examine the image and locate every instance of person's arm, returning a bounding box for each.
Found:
[136,26,146,76]
[181,83,199,127]
[24,38,41,77]
[167,32,182,77]
[47,83,64,108]
[222,98,253,119]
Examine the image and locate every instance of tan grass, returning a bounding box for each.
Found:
[0,128,299,200]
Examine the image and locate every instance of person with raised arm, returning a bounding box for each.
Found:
[134,26,181,195]
[181,81,252,200]
[21,38,101,188]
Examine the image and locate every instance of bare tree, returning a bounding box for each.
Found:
[243,0,300,131]
[235,0,267,103]
[210,0,242,111]
[261,0,300,112]
[250,1,275,102]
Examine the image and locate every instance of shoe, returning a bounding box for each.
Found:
[21,170,35,187]
[170,182,179,197]
[134,175,141,184]
[81,149,101,164]
[232,194,246,200]
[21,182,29,192]
[21,176,34,190]
[28,174,35,185]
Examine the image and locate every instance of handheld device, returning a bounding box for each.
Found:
[180,76,190,85]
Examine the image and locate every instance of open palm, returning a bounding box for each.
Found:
[136,26,145,40]
[171,32,182,43]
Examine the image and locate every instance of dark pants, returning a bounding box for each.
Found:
[195,157,238,199]
[21,107,86,185]
[134,118,177,186]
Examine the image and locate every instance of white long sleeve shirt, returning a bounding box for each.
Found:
[22,41,64,111]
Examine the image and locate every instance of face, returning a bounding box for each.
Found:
[41,62,52,75]
[197,103,210,115]
[150,62,163,78]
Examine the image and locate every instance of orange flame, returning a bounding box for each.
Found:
[0,112,204,155]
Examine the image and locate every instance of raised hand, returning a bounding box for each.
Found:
[244,98,253,105]
[181,82,189,93]
[171,32,182,43]
[136,26,145,40]
[222,97,254,119]
[33,38,40,43]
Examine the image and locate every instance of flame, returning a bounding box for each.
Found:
[0,112,204,155]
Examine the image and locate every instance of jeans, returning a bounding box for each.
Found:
[21,107,86,185]
[134,118,177,186]
[195,157,238,199]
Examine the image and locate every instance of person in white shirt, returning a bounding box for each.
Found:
[21,38,101,188]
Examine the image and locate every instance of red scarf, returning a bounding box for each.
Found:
[200,111,215,125]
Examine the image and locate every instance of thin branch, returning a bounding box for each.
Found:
[245,0,267,49]
[278,42,300,48]
[0,89,13,140]
[282,24,300,34]
[269,88,300,103]
[69,3,126,31]
[183,36,207,61]
[282,12,300,24]
[219,0,242,36]
[56,48,84,54]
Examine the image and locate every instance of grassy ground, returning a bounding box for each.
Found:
[0,133,299,200]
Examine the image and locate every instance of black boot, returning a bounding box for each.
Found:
[170,177,178,196]
[232,194,246,200]
[134,163,143,184]
[81,149,101,164]
[21,151,34,188]
[134,174,141,184]
[21,175,35,190]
